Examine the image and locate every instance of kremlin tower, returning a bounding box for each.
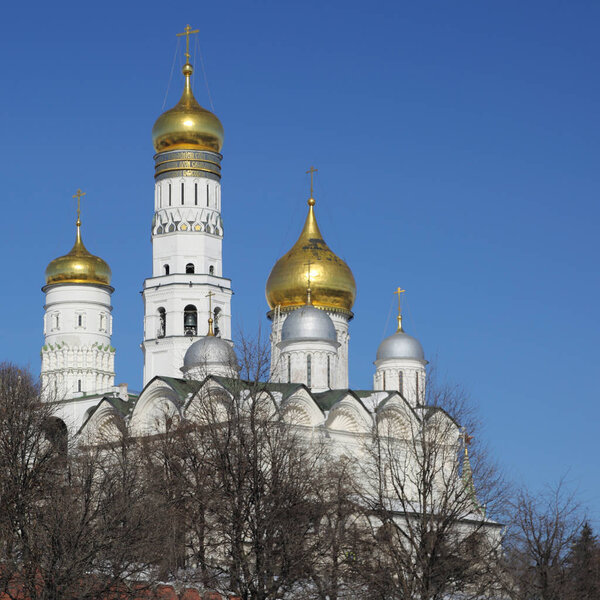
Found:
[142,25,233,384]
[41,190,115,403]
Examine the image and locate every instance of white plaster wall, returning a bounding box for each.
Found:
[373,358,427,406]
[329,312,350,388]
[278,340,337,391]
[270,309,350,389]
[41,283,115,401]
[143,172,232,385]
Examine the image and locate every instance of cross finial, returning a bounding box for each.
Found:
[176,24,200,64]
[306,166,318,203]
[304,260,313,304]
[393,287,406,332]
[72,189,86,226]
[206,290,215,336]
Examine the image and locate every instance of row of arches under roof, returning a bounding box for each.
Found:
[78,376,460,447]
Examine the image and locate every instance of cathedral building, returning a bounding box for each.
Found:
[39,31,446,455]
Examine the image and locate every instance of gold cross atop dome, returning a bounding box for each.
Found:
[73,188,86,225]
[176,24,199,64]
[306,166,318,206]
[393,287,406,332]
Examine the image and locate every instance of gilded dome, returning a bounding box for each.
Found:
[45,222,111,286]
[266,197,356,313]
[152,62,224,153]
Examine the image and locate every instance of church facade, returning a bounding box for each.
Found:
[40,39,436,450]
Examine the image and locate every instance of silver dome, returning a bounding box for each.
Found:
[281,304,337,343]
[183,336,238,369]
[376,330,425,362]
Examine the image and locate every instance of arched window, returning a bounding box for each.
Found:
[382,371,386,390]
[78,314,82,327]
[398,371,403,395]
[164,264,170,275]
[181,182,185,205]
[184,305,197,336]
[327,355,331,388]
[168,183,172,206]
[195,183,198,205]
[209,265,214,275]
[186,263,195,274]
[287,355,291,383]
[206,185,210,207]
[307,355,312,388]
[78,379,82,393]
[157,307,166,338]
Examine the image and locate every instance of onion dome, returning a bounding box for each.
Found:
[376,330,425,362]
[45,220,111,286]
[183,336,238,370]
[152,61,224,153]
[281,304,338,343]
[266,197,356,313]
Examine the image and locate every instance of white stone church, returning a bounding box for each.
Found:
[39,36,455,457]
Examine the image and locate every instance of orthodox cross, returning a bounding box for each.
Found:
[304,260,313,304]
[73,189,86,224]
[206,290,215,336]
[176,24,199,63]
[393,287,406,331]
[306,166,318,198]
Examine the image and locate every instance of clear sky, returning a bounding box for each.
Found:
[0,1,598,517]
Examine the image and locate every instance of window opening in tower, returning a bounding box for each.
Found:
[157,308,166,338]
[184,305,198,336]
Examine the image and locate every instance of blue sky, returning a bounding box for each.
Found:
[0,1,598,517]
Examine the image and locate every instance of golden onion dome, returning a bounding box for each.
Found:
[152,62,224,153]
[266,196,356,313]
[45,221,111,286]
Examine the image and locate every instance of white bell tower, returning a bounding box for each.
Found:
[142,27,232,384]
[41,189,115,402]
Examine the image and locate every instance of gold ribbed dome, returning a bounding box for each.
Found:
[152,62,224,153]
[266,197,356,313]
[45,221,111,286]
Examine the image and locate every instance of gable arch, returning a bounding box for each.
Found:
[281,391,323,427]
[376,396,420,440]
[325,395,372,434]
[130,383,181,436]
[81,403,126,445]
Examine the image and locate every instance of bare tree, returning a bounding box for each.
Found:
[144,333,332,600]
[300,456,368,600]
[355,377,507,600]
[564,522,600,600]
[503,479,583,600]
[0,363,164,600]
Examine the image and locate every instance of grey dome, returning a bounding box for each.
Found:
[376,330,425,362]
[281,304,337,343]
[183,336,238,369]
